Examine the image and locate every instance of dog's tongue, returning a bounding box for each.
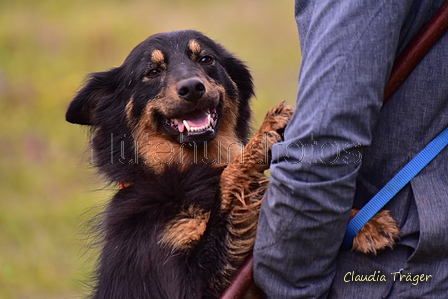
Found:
[177,110,208,132]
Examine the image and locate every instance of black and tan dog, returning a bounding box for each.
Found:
[67,30,398,298]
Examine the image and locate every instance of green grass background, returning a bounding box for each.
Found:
[0,0,300,298]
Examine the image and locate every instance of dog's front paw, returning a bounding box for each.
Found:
[241,102,293,173]
[258,101,293,146]
[351,209,400,255]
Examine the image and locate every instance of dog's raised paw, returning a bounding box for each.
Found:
[258,101,293,144]
[352,209,400,255]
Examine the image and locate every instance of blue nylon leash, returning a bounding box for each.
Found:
[342,126,448,250]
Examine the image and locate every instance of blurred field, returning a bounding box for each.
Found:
[0,0,300,298]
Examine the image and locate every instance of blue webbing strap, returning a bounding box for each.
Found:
[342,126,448,250]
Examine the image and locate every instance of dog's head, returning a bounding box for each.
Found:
[66,30,253,147]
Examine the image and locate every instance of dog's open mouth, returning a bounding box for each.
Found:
[163,108,219,139]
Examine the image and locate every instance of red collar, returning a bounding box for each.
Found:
[119,182,133,189]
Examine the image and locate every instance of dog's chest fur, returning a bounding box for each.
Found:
[96,164,231,298]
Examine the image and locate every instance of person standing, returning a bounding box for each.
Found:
[253,1,448,298]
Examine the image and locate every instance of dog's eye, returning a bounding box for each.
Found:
[145,69,161,78]
[199,56,213,65]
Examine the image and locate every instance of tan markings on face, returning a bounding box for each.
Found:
[189,39,202,61]
[159,206,211,252]
[133,95,172,171]
[210,82,241,163]
[151,49,165,65]
[141,50,166,83]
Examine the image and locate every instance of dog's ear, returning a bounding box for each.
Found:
[222,55,254,102]
[221,55,254,142]
[66,67,123,125]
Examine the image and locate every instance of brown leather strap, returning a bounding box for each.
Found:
[384,0,448,103]
[220,255,254,299]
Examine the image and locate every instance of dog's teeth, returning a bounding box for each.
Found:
[181,119,213,133]
[183,120,191,132]
[173,119,178,125]
[207,114,211,126]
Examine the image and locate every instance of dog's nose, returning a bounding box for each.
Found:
[177,78,205,102]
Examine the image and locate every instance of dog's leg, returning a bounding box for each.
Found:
[351,209,400,254]
[220,101,293,268]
